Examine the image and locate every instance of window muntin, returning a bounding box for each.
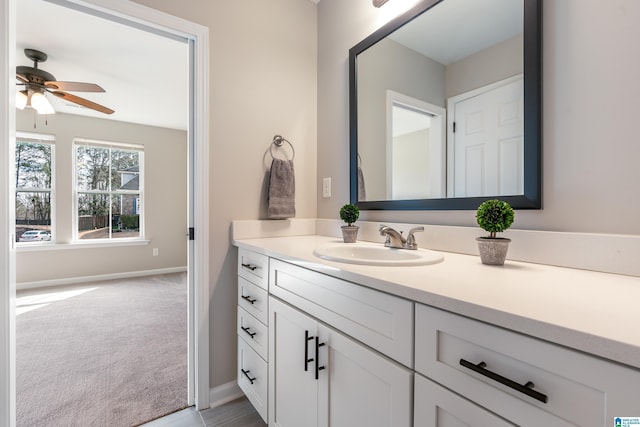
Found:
[75,141,143,240]
[15,135,54,243]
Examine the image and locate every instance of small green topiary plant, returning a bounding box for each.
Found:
[476,199,514,239]
[339,203,360,226]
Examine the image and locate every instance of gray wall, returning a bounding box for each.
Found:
[16,110,187,284]
[446,34,523,98]
[357,38,445,200]
[131,0,318,389]
[318,0,640,236]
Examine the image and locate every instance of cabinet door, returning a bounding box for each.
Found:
[269,297,319,427]
[414,374,515,427]
[317,324,412,427]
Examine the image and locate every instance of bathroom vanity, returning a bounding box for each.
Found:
[233,233,640,426]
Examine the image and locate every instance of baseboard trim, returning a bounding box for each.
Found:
[16,267,188,290]
[209,380,243,408]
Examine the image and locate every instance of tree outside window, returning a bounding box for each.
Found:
[15,138,54,243]
[75,142,142,240]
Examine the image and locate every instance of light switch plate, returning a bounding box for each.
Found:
[323,178,331,198]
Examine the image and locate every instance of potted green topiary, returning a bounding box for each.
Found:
[475,199,515,265]
[339,203,360,243]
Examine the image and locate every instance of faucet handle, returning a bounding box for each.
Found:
[379,225,390,246]
[405,226,424,250]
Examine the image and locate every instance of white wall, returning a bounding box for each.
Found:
[15,111,188,284]
[131,0,318,389]
[318,0,640,236]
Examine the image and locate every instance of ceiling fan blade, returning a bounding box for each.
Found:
[16,74,29,84]
[50,91,114,115]
[45,81,105,92]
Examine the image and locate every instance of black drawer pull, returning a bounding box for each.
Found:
[304,330,314,371]
[315,336,326,380]
[241,326,256,339]
[241,263,258,271]
[241,295,256,304]
[241,368,256,384]
[460,359,548,404]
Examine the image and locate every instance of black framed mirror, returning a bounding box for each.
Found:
[349,0,541,210]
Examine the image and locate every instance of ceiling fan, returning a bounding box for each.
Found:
[15,48,114,115]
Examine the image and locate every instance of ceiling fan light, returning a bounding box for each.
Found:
[30,91,55,115]
[16,90,28,110]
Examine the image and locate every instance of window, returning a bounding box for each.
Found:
[75,140,143,240]
[15,133,54,243]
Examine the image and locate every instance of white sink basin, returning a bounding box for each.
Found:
[313,242,443,267]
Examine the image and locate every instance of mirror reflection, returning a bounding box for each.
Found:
[351,0,541,209]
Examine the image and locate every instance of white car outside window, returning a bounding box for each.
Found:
[19,230,52,242]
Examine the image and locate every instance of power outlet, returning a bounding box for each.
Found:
[323,177,331,198]
[153,248,159,257]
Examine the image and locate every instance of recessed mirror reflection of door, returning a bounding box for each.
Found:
[447,75,524,198]
[388,91,445,200]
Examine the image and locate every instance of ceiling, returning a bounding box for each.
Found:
[16,0,189,130]
[390,0,523,65]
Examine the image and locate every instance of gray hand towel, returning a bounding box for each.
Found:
[268,159,296,219]
[357,166,366,201]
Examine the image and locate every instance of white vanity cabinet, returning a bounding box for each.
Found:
[269,297,412,427]
[414,374,516,426]
[267,258,413,427]
[236,248,269,423]
[234,238,640,427]
[414,303,640,426]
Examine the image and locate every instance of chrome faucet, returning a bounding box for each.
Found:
[379,225,424,250]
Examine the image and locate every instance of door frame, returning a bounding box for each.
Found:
[0,0,210,424]
[385,90,446,200]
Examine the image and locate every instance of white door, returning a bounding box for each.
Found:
[448,76,523,198]
[317,324,412,427]
[269,298,319,427]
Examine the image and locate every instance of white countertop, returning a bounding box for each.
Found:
[233,235,640,370]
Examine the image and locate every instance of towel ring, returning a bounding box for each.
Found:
[270,135,295,161]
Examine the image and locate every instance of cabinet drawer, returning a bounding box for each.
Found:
[238,276,268,325]
[238,338,268,423]
[238,248,268,290]
[270,258,413,367]
[415,304,640,426]
[237,306,268,360]
[414,374,515,427]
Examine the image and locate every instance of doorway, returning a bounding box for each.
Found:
[1,0,210,425]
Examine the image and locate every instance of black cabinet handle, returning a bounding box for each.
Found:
[241,326,256,339]
[459,359,548,404]
[304,330,314,371]
[315,336,326,380]
[241,368,256,384]
[241,263,257,271]
[241,295,256,304]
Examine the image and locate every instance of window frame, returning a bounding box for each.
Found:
[73,138,145,242]
[15,131,56,245]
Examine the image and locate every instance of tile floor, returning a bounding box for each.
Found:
[141,397,266,427]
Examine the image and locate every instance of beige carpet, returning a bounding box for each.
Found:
[16,273,188,427]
